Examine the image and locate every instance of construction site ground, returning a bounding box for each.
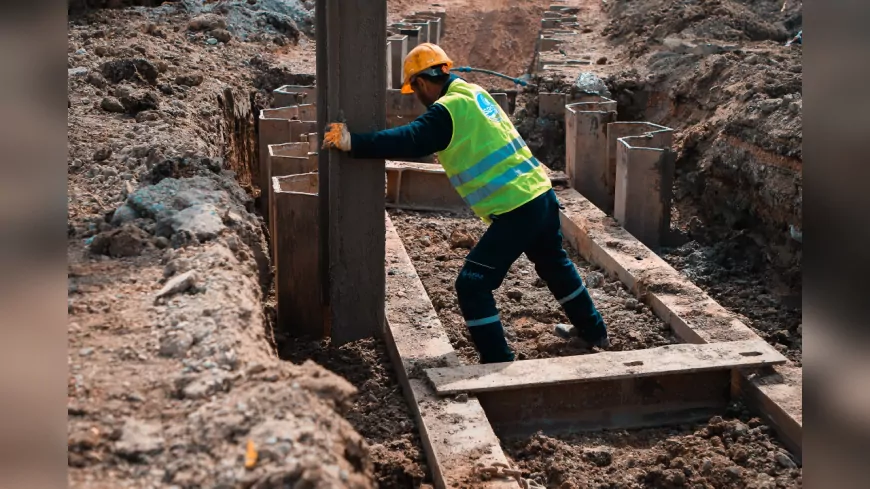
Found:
[67,0,802,487]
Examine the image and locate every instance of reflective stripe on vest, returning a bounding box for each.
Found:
[462,156,542,207]
[435,79,552,221]
[448,136,527,188]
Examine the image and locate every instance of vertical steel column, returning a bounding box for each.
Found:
[321,0,387,344]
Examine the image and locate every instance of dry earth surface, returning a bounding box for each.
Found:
[68,0,802,487]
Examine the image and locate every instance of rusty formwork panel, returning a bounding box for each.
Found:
[565,96,617,213]
[426,340,786,395]
[393,23,422,50]
[402,18,431,43]
[552,182,803,460]
[271,173,325,339]
[385,161,466,213]
[614,132,676,249]
[413,7,447,32]
[273,85,317,107]
[405,16,441,44]
[258,107,316,224]
[267,142,318,262]
[388,35,408,90]
[606,122,673,211]
[383,215,518,489]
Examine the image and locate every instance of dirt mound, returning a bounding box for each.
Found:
[603,0,799,57]
[67,6,375,487]
[507,409,801,488]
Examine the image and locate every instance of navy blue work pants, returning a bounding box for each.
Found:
[455,189,607,363]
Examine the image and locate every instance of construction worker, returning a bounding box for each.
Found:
[322,43,608,363]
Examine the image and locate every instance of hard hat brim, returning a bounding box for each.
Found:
[401,82,414,94]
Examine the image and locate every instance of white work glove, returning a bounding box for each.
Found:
[321,122,351,152]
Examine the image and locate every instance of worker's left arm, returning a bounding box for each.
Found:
[323,104,453,159]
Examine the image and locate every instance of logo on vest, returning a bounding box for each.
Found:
[475,92,501,122]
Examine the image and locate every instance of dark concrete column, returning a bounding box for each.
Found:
[319,0,387,344]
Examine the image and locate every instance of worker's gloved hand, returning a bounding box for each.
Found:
[322,122,351,152]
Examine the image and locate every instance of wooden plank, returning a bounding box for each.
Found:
[551,182,803,458]
[322,0,387,344]
[480,370,732,437]
[384,215,518,489]
[426,340,786,395]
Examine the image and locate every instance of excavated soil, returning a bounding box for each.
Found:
[67,4,423,487]
[513,0,803,364]
[390,210,676,364]
[432,0,550,88]
[280,338,429,488]
[505,407,802,489]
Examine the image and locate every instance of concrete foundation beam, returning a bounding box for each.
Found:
[267,143,318,264]
[386,40,392,90]
[540,36,564,51]
[538,92,596,119]
[385,161,466,212]
[271,173,325,339]
[388,35,408,89]
[606,122,673,202]
[565,97,617,213]
[406,16,441,44]
[613,132,675,248]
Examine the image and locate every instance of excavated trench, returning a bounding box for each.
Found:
[379,1,802,486]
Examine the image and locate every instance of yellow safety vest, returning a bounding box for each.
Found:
[435,79,552,223]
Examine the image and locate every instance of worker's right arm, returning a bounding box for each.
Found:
[348,103,453,160]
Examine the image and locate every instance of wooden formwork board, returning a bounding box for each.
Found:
[426,340,786,395]
[551,183,803,458]
[384,214,519,489]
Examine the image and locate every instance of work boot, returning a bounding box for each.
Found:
[553,323,610,349]
[467,321,515,364]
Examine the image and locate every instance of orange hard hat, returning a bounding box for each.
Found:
[401,43,453,94]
